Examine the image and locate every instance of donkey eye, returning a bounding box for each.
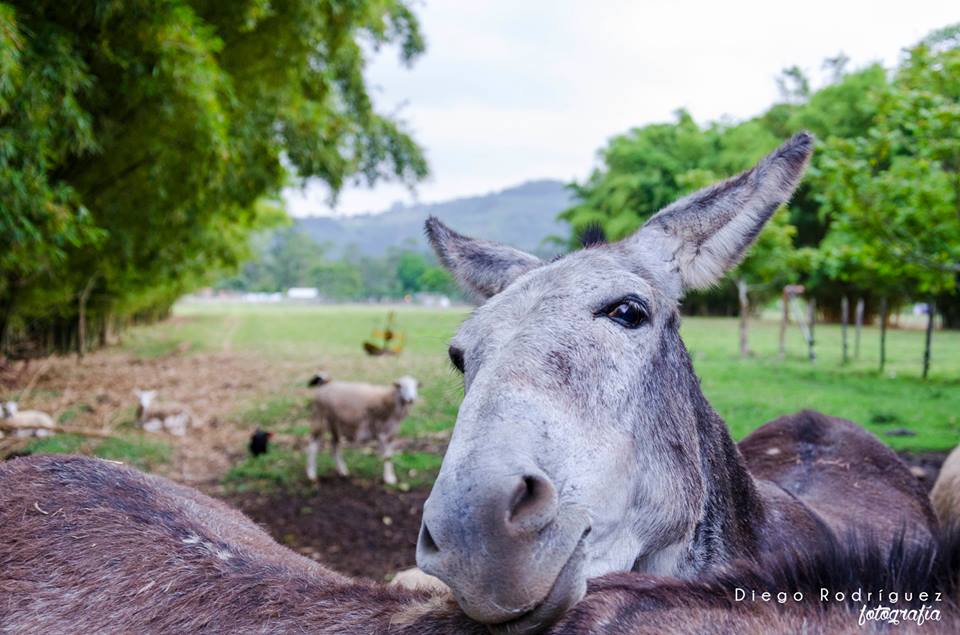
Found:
[601,298,648,329]
[449,346,465,373]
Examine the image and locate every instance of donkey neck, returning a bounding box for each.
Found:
[660,324,765,574]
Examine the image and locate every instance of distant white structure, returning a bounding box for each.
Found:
[286,287,320,300]
[413,292,451,308]
[242,292,283,303]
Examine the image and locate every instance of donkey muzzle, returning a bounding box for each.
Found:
[416,466,590,631]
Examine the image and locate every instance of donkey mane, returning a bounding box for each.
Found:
[578,223,608,248]
[588,528,960,613]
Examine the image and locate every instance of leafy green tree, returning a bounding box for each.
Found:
[396,251,430,294]
[815,26,960,372]
[1,0,428,356]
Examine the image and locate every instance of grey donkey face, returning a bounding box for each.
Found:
[416,133,814,631]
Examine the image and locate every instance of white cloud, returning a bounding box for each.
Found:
[285,0,958,217]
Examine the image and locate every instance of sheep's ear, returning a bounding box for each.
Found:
[425,216,542,300]
[308,372,329,387]
[627,132,813,294]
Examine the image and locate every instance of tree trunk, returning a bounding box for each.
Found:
[923,301,935,380]
[879,297,888,373]
[779,288,789,360]
[76,274,98,359]
[737,279,750,358]
[807,297,816,362]
[937,280,960,329]
[0,283,19,356]
[854,297,864,360]
[840,296,849,365]
[99,312,111,348]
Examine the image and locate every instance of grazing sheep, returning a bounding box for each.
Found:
[306,373,418,485]
[933,444,960,529]
[134,389,195,437]
[1,401,55,438]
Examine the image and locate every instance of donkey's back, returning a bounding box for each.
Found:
[740,410,936,546]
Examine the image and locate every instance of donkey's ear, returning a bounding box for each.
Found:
[630,132,814,293]
[425,216,542,300]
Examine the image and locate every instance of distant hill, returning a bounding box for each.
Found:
[294,179,572,257]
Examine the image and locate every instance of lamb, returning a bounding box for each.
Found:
[0,401,55,438]
[134,389,196,437]
[932,444,960,529]
[306,372,418,485]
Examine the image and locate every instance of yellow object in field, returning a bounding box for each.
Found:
[363,312,405,356]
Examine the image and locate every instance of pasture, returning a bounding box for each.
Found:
[4,300,959,578]
[151,300,960,451]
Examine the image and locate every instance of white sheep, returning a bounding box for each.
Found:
[134,390,196,437]
[1,401,56,438]
[306,373,418,485]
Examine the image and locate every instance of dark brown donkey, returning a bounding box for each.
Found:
[413,133,937,631]
[0,455,956,634]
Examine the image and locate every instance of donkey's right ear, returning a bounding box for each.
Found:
[425,217,542,300]
[628,132,814,295]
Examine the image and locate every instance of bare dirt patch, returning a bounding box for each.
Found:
[224,477,429,581]
[0,349,313,484]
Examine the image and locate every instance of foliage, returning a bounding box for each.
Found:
[219,228,458,300]
[560,24,960,323]
[1,0,428,355]
[815,26,960,310]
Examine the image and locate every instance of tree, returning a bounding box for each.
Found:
[1,0,428,356]
[815,26,960,374]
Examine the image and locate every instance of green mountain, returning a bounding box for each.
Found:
[294,179,572,257]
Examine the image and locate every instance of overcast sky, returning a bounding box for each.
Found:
[284,1,957,217]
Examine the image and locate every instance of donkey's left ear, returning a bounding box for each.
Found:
[629,132,814,293]
[425,217,542,300]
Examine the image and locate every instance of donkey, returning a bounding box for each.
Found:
[414,132,937,631]
[1,455,956,634]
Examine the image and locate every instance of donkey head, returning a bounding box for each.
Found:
[416,133,814,631]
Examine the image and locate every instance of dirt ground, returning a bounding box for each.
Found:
[224,477,430,581]
[0,348,309,484]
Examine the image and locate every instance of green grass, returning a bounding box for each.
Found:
[119,301,960,490]
[223,445,441,493]
[682,317,960,450]
[24,434,172,472]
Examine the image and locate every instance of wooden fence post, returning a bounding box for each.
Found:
[854,297,864,360]
[879,297,888,373]
[841,296,849,365]
[779,288,789,359]
[923,301,935,380]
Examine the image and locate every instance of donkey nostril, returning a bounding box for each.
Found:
[418,522,439,554]
[507,474,557,532]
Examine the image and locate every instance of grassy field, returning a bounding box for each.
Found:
[161,301,957,450]
[21,301,959,491]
